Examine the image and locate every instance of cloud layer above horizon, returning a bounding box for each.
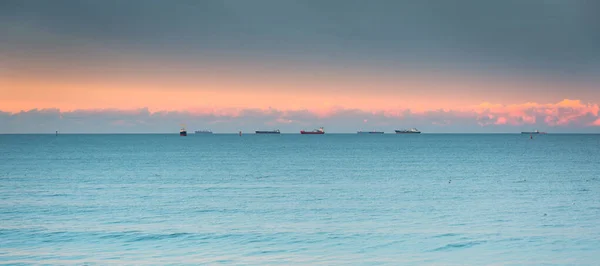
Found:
[2,99,599,133]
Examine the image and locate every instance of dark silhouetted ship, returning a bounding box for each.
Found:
[521,130,546,134]
[256,129,280,134]
[357,131,384,134]
[395,128,421,134]
[301,127,324,134]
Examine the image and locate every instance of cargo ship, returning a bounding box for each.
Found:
[395,128,421,134]
[180,127,187,136]
[194,130,212,134]
[521,130,545,134]
[357,131,384,134]
[301,127,324,134]
[255,129,280,134]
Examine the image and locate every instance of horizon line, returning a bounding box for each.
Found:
[3,132,599,135]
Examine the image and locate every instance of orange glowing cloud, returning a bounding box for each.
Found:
[190,99,599,128]
[2,99,600,129]
[2,100,600,134]
[495,117,508,125]
[464,99,599,126]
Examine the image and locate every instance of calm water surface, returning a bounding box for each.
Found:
[1,134,599,265]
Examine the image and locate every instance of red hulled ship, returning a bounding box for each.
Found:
[300,127,324,134]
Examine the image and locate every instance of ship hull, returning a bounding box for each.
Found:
[521,132,540,134]
[395,131,420,134]
[180,131,187,136]
[358,131,384,134]
[300,131,324,134]
[256,131,280,134]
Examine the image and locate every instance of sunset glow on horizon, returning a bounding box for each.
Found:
[3,62,598,113]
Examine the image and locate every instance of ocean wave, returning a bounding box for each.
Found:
[429,240,487,252]
[431,233,461,238]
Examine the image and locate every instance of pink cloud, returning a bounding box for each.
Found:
[468,99,599,126]
[178,99,598,128]
[66,108,150,116]
[2,99,600,133]
[187,107,243,117]
[495,117,508,125]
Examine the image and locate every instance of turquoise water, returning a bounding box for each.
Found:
[1,134,599,265]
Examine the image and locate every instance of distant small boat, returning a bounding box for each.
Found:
[357,131,384,134]
[256,129,280,134]
[180,127,187,136]
[395,128,421,134]
[194,130,213,134]
[521,130,546,134]
[301,127,324,134]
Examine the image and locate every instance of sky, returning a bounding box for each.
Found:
[1,0,599,133]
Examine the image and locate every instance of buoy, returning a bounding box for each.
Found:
[239,131,242,136]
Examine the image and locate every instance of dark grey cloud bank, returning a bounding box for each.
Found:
[2,107,598,134]
[1,0,599,77]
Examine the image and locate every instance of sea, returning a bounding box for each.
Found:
[1,133,599,265]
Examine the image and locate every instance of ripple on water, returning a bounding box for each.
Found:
[429,240,487,252]
[431,233,461,238]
